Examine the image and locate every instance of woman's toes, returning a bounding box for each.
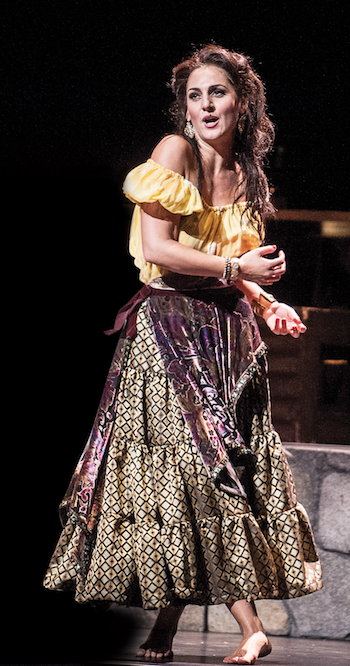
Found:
[223,657,254,665]
[136,647,173,661]
[136,648,146,657]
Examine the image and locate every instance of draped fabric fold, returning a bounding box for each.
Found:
[148,285,264,476]
[58,333,131,534]
[104,284,152,338]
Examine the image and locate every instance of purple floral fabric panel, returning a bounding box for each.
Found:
[59,335,130,531]
[149,286,263,477]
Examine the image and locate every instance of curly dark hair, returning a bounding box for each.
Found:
[169,44,275,231]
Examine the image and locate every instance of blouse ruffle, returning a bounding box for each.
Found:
[123,158,203,215]
[123,159,262,284]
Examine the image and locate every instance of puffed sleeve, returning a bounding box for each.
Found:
[123,160,203,284]
[123,159,203,215]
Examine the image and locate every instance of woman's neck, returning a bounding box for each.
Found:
[197,137,236,177]
[195,138,245,206]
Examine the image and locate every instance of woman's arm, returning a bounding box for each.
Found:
[142,198,305,337]
[141,136,286,283]
[236,279,262,303]
[141,135,228,275]
[141,205,287,284]
[238,279,306,338]
[141,203,226,276]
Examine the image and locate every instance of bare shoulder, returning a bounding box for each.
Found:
[151,134,195,177]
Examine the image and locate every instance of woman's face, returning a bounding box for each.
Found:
[186,65,243,145]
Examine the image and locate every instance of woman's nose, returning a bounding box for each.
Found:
[202,94,214,111]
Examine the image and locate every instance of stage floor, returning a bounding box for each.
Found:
[93,630,350,666]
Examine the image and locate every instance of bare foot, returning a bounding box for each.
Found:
[223,631,272,664]
[136,625,174,660]
[136,632,173,661]
[136,605,184,661]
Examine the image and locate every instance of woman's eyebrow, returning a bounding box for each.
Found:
[209,84,229,90]
[187,84,229,92]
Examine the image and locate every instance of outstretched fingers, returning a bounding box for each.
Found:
[274,317,306,337]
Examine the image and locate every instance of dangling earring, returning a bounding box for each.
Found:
[184,120,195,139]
[237,113,246,135]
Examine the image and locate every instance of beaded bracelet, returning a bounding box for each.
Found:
[223,256,240,283]
[223,256,231,281]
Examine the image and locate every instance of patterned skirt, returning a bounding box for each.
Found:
[44,288,322,609]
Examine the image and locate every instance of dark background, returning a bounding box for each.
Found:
[2,1,349,662]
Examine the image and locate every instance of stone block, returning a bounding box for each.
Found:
[255,600,290,635]
[112,605,206,633]
[327,451,350,473]
[284,549,350,639]
[178,605,206,632]
[318,472,350,554]
[284,447,325,527]
[207,601,290,636]
[208,604,240,633]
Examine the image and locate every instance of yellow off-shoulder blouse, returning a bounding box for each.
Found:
[123,159,263,284]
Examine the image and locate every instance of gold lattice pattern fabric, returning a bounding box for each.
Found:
[44,301,322,607]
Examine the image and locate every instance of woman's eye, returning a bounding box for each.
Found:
[212,89,225,96]
[189,92,200,100]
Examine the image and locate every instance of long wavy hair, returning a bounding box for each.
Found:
[169,44,275,233]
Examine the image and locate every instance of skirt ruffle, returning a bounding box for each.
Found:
[44,297,322,607]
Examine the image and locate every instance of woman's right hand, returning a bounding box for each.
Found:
[238,245,286,285]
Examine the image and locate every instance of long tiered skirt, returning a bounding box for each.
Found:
[44,289,322,609]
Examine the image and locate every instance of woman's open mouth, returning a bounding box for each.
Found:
[203,115,219,128]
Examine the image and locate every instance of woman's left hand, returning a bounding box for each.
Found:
[264,302,307,338]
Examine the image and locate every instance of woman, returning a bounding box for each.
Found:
[44,46,322,665]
